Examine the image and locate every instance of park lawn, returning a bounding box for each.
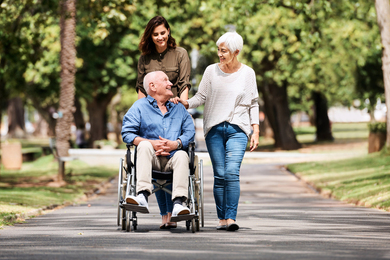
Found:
[257,122,369,150]
[287,152,390,212]
[0,155,117,228]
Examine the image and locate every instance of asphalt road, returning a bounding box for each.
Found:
[1,163,390,260]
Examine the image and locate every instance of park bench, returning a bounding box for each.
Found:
[21,147,45,162]
[49,138,78,180]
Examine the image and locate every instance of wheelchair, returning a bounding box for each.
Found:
[117,142,204,233]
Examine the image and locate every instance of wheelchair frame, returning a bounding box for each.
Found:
[117,142,204,233]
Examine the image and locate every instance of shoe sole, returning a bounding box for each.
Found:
[170,213,195,222]
[226,223,239,231]
[216,225,227,230]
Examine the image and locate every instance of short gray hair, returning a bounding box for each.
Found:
[143,71,157,95]
[216,31,243,53]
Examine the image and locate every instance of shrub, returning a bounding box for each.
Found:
[368,122,387,133]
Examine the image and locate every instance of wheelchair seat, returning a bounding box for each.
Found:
[151,170,173,180]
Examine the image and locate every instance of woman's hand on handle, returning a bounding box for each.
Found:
[249,124,260,152]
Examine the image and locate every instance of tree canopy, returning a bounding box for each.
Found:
[0,0,385,149]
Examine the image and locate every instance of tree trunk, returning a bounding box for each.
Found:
[108,92,122,145]
[260,81,301,150]
[7,97,26,138]
[33,115,50,137]
[375,0,390,148]
[73,97,85,129]
[313,91,334,142]
[55,0,76,162]
[30,98,57,137]
[86,91,116,146]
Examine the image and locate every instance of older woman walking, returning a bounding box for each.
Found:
[174,31,259,231]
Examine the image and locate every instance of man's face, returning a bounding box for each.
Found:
[153,72,173,100]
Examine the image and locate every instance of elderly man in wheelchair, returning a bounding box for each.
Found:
[121,71,196,225]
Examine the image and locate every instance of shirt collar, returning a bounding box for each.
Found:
[146,95,173,110]
[154,47,169,59]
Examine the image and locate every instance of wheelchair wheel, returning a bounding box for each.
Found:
[126,211,131,232]
[186,220,190,231]
[191,218,196,233]
[117,158,124,226]
[195,157,205,228]
[121,207,126,230]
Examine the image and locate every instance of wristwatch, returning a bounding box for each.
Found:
[176,140,182,150]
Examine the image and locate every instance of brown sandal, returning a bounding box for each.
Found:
[166,222,177,229]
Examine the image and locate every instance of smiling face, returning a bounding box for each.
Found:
[218,42,237,65]
[150,71,173,101]
[152,24,170,53]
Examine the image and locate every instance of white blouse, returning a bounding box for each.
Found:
[187,63,259,138]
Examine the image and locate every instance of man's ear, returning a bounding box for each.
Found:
[234,50,240,56]
[149,82,155,92]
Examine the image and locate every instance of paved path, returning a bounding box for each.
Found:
[1,163,390,259]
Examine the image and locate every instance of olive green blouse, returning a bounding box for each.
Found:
[136,47,191,97]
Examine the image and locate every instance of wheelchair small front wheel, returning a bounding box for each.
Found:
[126,211,131,232]
[191,218,196,233]
[121,208,126,230]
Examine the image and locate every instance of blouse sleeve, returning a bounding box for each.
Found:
[187,66,210,109]
[249,71,259,125]
[136,55,147,97]
[177,49,191,97]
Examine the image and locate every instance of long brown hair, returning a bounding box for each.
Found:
[139,16,177,56]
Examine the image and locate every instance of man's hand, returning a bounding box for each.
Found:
[154,136,177,156]
[135,136,179,156]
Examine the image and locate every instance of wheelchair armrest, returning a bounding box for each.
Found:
[126,144,134,169]
[189,142,196,175]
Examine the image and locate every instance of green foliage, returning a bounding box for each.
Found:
[1,0,384,145]
[368,122,387,133]
[0,0,58,98]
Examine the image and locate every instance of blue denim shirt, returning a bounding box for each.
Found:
[121,96,195,158]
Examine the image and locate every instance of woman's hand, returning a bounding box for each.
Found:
[170,97,181,104]
[249,124,260,152]
[170,97,189,109]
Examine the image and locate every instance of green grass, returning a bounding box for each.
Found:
[258,122,369,149]
[287,152,390,211]
[0,155,117,228]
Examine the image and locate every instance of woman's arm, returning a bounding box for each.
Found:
[177,48,191,99]
[136,56,148,98]
[186,66,210,109]
[180,87,189,100]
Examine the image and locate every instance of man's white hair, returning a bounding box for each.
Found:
[143,71,157,95]
[216,31,243,54]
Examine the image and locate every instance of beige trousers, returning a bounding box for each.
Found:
[136,141,189,200]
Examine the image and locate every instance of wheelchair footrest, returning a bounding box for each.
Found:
[122,203,149,214]
[170,213,196,222]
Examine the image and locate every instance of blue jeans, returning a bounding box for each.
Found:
[205,122,247,221]
[154,182,173,216]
